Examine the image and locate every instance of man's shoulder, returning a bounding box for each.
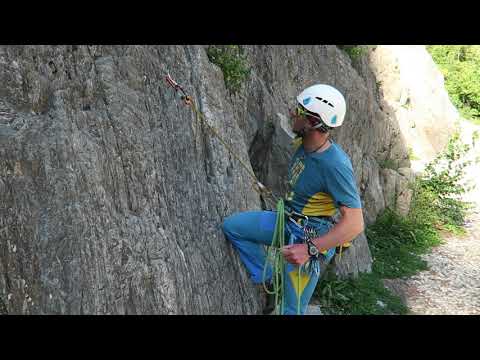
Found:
[331,143,355,166]
[314,142,351,163]
[311,143,354,175]
[330,141,351,158]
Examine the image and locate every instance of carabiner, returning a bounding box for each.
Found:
[165,72,188,98]
[182,95,192,106]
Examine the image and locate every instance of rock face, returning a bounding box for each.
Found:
[0,46,263,314]
[0,45,458,314]
[369,45,459,173]
[345,46,459,219]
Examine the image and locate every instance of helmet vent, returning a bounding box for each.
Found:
[316,97,334,108]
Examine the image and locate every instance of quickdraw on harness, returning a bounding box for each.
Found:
[164,72,278,210]
[286,205,348,261]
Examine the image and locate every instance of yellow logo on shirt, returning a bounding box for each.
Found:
[289,158,305,187]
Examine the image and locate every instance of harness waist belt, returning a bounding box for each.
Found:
[286,211,334,225]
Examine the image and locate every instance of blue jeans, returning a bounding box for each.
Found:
[222,211,335,315]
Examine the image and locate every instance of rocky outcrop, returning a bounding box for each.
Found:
[381,167,416,217]
[348,45,458,217]
[0,46,265,314]
[369,45,459,173]
[0,45,458,314]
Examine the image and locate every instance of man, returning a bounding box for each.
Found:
[222,84,364,315]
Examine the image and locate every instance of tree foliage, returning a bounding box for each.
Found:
[206,45,250,95]
[427,45,480,124]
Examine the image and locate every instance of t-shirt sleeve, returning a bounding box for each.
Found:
[324,160,362,209]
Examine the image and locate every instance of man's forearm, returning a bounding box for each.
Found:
[312,214,363,253]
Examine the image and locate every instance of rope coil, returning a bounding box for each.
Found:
[261,198,308,315]
[262,199,286,315]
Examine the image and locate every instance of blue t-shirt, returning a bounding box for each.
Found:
[285,141,362,219]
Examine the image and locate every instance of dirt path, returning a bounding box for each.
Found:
[385,120,480,315]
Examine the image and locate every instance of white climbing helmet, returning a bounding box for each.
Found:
[296,84,347,128]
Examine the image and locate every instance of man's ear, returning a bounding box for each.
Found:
[305,118,317,130]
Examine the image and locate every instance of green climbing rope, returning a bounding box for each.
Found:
[262,198,286,315]
[262,198,306,315]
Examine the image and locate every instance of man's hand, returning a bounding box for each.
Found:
[281,244,310,266]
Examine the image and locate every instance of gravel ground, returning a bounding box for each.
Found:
[385,120,480,315]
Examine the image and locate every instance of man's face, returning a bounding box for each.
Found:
[290,109,312,136]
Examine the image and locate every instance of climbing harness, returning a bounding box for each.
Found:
[164,72,278,210]
[288,207,348,261]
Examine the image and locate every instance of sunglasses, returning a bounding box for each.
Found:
[294,106,323,122]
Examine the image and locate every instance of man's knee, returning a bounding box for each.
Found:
[222,212,250,243]
[222,214,237,237]
[222,218,229,235]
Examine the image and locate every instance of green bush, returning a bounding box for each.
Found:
[206,45,250,94]
[368,209,440,275]
[414,131,473,230]
[379,158,399,170]
[427,45,480,125]
[316,269,408,315]
[338,45,375,61]
[408,147,420,161]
